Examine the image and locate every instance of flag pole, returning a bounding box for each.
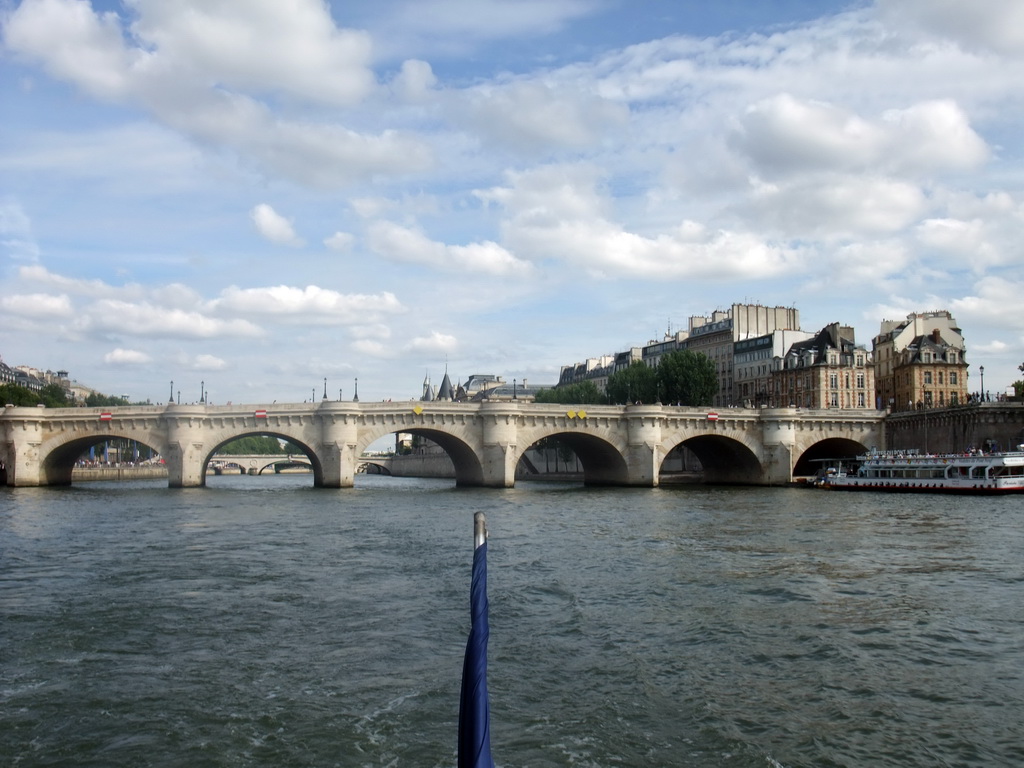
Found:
[458,512,495,768]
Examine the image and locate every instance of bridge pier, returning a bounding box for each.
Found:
[318,441,356,488]
[318,404,360,488]
[480,403,519,487]
[165,406,210,487]
[760,410,799,485]
[624,405,663,487]
[1,408,44,486]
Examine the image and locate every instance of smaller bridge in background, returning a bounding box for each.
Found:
[210,453,395,476]
[209,453,314,475]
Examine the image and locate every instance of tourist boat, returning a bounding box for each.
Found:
[813,449,1024,494]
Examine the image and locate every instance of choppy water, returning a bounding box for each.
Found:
[2,475,1023,767]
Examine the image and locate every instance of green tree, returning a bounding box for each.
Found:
[606,361,659,404]
[218,436,300,454]
[0,382,71,407]
[656,349,718,406]
[39,383,71,407]
[0,383,38,406]
[85,391,127,407]
[534,381,606,405]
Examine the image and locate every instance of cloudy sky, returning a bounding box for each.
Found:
[2,0,1023,404]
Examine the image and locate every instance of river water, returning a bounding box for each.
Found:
[2,475,1022,767]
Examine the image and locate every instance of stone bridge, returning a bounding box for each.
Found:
[208,453,314,475]
[0,401,885,488]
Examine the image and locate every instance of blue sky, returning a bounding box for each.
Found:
[2,0,1023,404]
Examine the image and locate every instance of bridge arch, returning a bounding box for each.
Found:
[41,431,168,486]
[669,434,764,485]
[358,460,392,475]
[389,428,484,486]
[515,430,629,486]
[203,432,323,486]
[793,437,869,478]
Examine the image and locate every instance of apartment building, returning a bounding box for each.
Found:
[774,323,874,409]
[872,311,968,410]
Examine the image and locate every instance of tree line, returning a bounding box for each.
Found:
[535,349,718,406]
[0,383,150,408]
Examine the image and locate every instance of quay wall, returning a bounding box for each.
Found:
[72,466,169,483]
[389,453,456,479]
[885,403,1024,454]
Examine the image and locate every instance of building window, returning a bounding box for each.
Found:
[924,371,933,385]
[830,373,838,389]
[856,372,865,388]
[857,392,865,407]
[938,372,944,384]
[950,372,958,385]
[831,392,839,407]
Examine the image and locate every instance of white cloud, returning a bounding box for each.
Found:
[367,221,532,277]
[404,331,458,355]
[17,265,138,298]
[211,285,405,324]
[732,95,988,179]
[350,323,392,340]
[0,199,40,262]
[743,176,928,238]
[3,0,432,188]
[324,231,355,251]
[250,204,304,247]
[128,0,376,105]
[951,277,1024,329]
[103,348,152,365]
[351,339,389,357]
[878,0,1024,57]
[460,80,629,154]
[391,59,437,103]
[350,197,397,218]
[80,300,264,339]
[480,164,801,278]
[3,0,136,101]
[191,354,228,371]
[0,292,74,318]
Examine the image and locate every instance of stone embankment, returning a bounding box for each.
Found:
[72,466,169,482]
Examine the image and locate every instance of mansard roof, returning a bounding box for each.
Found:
[784,323,862,367]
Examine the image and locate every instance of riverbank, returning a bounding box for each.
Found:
[72,466,169,482]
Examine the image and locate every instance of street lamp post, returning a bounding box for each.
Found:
[354,378,359,402]
[200,380,205,403]
[980,365,985,402]
[323,377,328,400]
[513,379,517,400]
[169,380,174,403]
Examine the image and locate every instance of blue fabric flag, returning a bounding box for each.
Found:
[458,539,494,768]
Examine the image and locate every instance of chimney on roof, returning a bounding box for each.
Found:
[932,328,941,343]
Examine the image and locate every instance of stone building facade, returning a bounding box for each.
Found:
[872,311,969,411]
[774,323,874,409]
